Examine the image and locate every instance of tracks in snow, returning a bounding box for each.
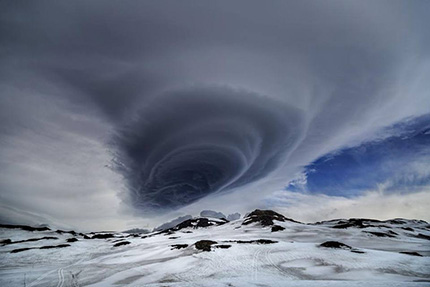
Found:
[56,268,64,287]
[27,257,85,287]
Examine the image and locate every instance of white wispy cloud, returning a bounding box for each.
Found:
[267,189,430,223]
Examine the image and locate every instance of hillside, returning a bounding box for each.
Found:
[1,210,429,286]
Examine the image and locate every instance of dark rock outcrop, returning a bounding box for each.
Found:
[215,244,231,249]
[161,217,227,233]
[18,236,57,243]
[242,209,299,226]
[332,218,382,229]
[11,244,69,253]
[230,239,278,244]
[91,233,115,239]
[415,233,430,240]
[67,238,78,242]
[77,233,91,239]
[10,247,35,253]
[195,240,217,251]
[400,251,423,257]
[320,241,352,249]
[387,219,406,225]
[39,244,70,249]
[0,239,12,245]
[4,237,58,245]
[319,241,365,254]
[271,225,285,232]
[154,215,193,231]
[0,224,50,232]
[113,241,130,247]
[171,244,188,250]
[177,218,211,229]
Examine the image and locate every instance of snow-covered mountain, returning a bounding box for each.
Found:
[1,210,429,286]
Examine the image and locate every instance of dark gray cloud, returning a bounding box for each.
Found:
[0,1,429,228]
[112,86,304,212]
[48,66,163,121]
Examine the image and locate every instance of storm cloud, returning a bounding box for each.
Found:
[0,1,429,229]
[112,86,304,212]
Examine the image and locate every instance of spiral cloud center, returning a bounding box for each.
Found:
[112,87,304,212]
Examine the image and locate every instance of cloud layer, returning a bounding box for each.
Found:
[112,86,304,213]
[0,1,429,229]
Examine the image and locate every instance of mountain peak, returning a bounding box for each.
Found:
[242,209,301,226]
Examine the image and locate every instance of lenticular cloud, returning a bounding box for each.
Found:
[112,86,304,212]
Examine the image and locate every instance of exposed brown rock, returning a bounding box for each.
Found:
[195,240,217,251]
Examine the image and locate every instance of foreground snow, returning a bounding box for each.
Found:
[1,214,429,287]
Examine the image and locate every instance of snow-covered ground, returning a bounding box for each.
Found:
[1,212,429,287]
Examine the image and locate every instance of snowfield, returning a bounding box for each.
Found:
[1,210,429,287]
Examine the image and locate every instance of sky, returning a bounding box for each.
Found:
[0,1,429,231]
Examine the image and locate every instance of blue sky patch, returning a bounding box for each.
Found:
[287,114,430,197]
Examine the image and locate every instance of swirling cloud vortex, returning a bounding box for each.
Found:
[113,87,304,212]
